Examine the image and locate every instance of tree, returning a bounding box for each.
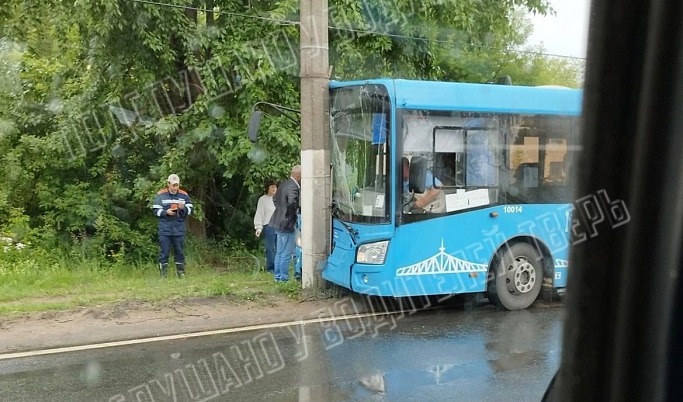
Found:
[0,0,564,261]
[498,47,585,88]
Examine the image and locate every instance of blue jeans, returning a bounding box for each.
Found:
[159,235,185,264]
[294,244,302,279]
[274,229,295,281]
[263,225,276,273]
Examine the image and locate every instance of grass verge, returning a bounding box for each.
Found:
[0,253,302,316]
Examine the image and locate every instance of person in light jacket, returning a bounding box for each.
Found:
[254,179,278,274]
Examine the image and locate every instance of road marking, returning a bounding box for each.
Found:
[0,310,405,361]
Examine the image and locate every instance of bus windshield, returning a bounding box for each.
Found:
[330,84,391,223]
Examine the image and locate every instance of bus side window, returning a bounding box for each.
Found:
[466,130,498,187]
[433,126,465,188]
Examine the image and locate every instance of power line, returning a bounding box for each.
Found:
[131,0,299,26]
[130,0,586,61]
[508,49,586,60]
[329,25,453,44]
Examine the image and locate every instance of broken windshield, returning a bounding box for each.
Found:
[330,85,392,224]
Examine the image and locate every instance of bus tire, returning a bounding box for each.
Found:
[488,242,543,310]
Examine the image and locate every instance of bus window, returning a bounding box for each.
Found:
[402,111,579,219]
[433,128,465,187]
[506,115,578,204]
[466,129,500,187]
[401,110,502,218]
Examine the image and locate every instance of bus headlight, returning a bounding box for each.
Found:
[356,241,389,265]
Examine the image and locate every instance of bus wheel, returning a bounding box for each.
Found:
[489,243,543,310]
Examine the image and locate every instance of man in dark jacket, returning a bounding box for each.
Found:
[152,174,193,278]
[269,165,301,282]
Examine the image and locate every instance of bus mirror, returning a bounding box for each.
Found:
[497,76,512,85]
[247,111,263,143]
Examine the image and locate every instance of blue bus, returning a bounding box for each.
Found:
[323,79,581,310]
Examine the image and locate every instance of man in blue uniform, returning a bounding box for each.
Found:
[152,174,193,278]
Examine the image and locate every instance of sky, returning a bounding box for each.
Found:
[525,0,592,58]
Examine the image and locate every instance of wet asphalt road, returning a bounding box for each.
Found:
[0,303,563,402]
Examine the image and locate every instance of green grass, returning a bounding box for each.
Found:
[0,251,302,316]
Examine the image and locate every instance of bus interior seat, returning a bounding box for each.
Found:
[515,162,540,188]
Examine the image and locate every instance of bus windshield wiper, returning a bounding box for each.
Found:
[331,201,358,242]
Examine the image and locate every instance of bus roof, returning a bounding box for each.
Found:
[330,79,583,115]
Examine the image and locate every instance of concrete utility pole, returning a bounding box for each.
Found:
[300,0,330,289]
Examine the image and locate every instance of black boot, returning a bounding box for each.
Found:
[175,262,186,278]
[159,263,168,278]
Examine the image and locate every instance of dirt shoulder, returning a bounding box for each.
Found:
[0,293,375,355]
[0,292,563,355]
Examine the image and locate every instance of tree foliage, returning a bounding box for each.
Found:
[0,0,581,261]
